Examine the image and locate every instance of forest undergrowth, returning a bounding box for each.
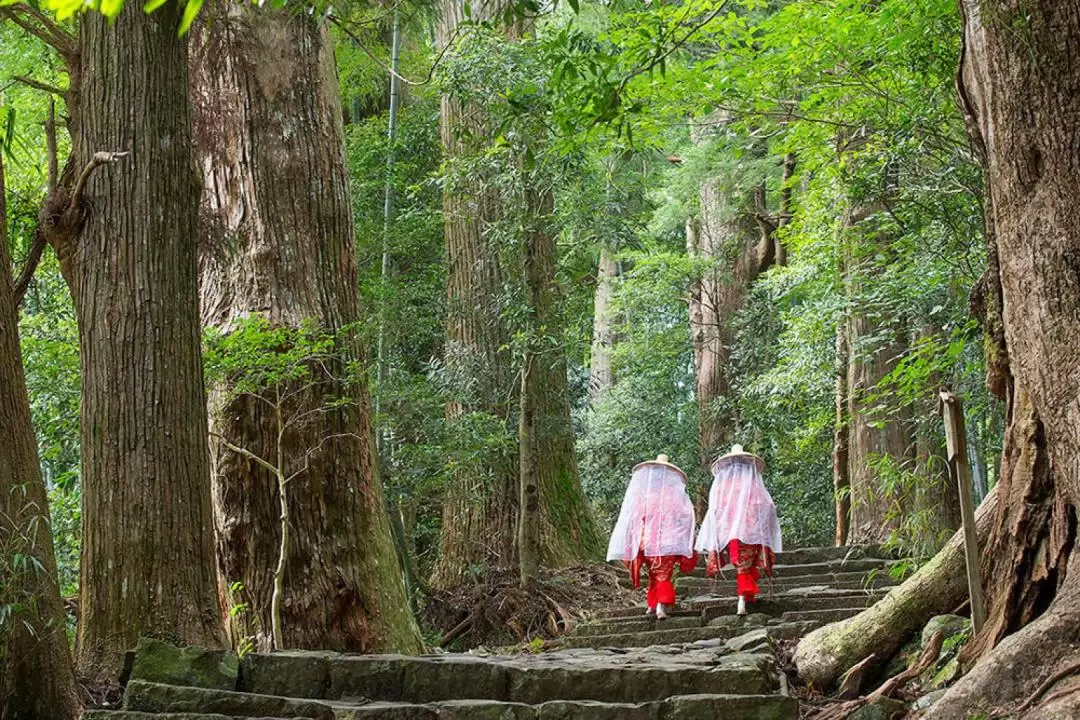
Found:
[420,564,634,652]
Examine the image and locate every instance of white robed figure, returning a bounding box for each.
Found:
[695,444,782,615]
[607,455,697,619]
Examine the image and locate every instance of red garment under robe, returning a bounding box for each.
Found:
[706,539,776,602]
[626,550,697,609]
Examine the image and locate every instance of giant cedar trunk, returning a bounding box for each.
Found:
[518,188,600,586]
[842,220,913,545]
[433,0,598,584]
[588,245,617,403]
[923,4,1080,713]
[190,1,421,653]
[688,177,773,469]
[431,0,520,586]
[0,153,80,720]
[840,208,963,547]
[61,2,225,681]
[833,319,851,546]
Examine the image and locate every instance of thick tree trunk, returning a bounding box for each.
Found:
[794,486,999,690]
[433,0,598,584]
[842,213,915,545]
[431,0,520,587]
[588,245,617,403]
[0,153,81,720]
[190,0,421,654]
[833,320,851,546]
[921,6,1080,712]
[518,189,600,583]
[688,177,772,469]
[844,257,959,551]
[60,2,225,682]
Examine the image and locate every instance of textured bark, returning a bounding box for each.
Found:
[794,486,998,690]
[434,0,598,584]
[842,210,914,545]
[0,153,81,720]
[58,2,226,682]
[518,190,600,585]
[431,0,520,587]
[588,245,617,403]
[923,1,1080,713]
[190,0,421,654]
[833,320,851,547]
[688,174,773,469]
[687,139,790,471]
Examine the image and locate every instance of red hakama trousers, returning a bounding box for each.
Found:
[706,539,775,603]
[626,551,698,609]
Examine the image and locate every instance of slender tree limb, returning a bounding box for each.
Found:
[211,433,280,476]
[69,151,129,215]
[12,75,66,98]
[614,1,729,99]
[285,432,362,484]
[46,97,58,192]
[0,5,75,58]
[13,231,47,307]
[328,14,461,87]
[12,99,61,306]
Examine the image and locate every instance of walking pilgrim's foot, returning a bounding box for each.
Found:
[645,606,656,616]
[656,603,668,620]
[736,595,748,616]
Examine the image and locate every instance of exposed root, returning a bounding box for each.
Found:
[420,564,632,650]
[924,551,1080,718]
[807,631,944,720]
[837,654,877,699]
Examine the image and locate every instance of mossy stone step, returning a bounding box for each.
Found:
[590,592,880,631]
[683,557,892,579]
[124,681,335,719]
[674,574,897,594]
[341,693,799,719]
[574,615,704,636]
[104,692,797,720]
[85,714,311,720]
[772,545,885,566]
[780,607,866,624]
[559,620,804,650]
[239,651,773,703]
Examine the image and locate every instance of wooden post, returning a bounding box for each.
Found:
[939,390,987,634]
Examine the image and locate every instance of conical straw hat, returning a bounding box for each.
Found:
[632,453,688,482]
[711,443,766,473]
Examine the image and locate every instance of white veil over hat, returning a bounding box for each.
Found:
[606,460,696,561]
[695,448,783,555]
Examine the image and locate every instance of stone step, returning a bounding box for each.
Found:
[683,557,893,579]
[341,693,799,719]
[588,592,882,631]
[592,584,890,619]
[773,545,886,566]
[574,615,705,636]
[780,607,866,624]
[102,686,798,720]
[123,681,335,719]
[700,592,880,619]
[674,573,897,593]
[559,620,818,650]
[239,651,776,703]
[86,716,311,720]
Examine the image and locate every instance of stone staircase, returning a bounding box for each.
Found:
[84,546,897,720]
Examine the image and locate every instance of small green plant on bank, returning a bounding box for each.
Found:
[203,316,363,652]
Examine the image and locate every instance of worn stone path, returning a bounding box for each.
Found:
[87,546,897,719]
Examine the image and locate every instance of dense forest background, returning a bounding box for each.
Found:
[3,0,999,604]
